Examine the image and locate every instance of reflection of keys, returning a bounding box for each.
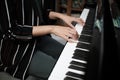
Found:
[48,8,90,80]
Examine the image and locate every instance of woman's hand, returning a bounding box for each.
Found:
[49,11,85,29]
[60,14,85,29]
[51,25,79,42]
[33,25,79,42]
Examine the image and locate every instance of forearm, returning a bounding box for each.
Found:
[49,11,66,20]
[32,25,54,36]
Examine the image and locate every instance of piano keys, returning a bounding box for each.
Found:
[48,7,96,80]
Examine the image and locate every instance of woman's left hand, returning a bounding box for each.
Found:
[49,11,85,29]
[60,14,85,29]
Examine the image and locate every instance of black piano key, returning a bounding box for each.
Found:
[85,8,95,25]
[83,24,93,30]
[70,61,86,68]
[78,35,92,42]
[81,29,93,35]
[68,65,85,72]
[74,48,89,53]
[76,42,91,50]
[66,71,84,79]
[72,56,87,61]
[73,49,89,57]
[72,49,89,61]
[64,76,79,80]
[83,24,93,31]
[72,21,77,26]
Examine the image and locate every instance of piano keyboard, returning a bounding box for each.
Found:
[48,8,93,80]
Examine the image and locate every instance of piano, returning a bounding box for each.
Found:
[48,1,98,80]
[49,0,120,80]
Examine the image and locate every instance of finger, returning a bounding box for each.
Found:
[68,28,77,34]
[76,18,85,26]
[64,34,78,43]
[61,35,69,42]
[69,29,79,37]
[71,31,79,40]
[67,23,75,29]
[79,19,85,26]
[65,34,73,39]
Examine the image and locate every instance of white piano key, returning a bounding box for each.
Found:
[80,9,90,22]
[76,47,90,52]
[72,58,87,64]
[79,41,91,44]
[66,75,84,80]
[75,24,83,35]
[67,68,85,75]
[81,33,93,37]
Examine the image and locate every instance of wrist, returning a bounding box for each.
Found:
[32,25,54,36]
[49,11,64,20]
[50,25,57,34]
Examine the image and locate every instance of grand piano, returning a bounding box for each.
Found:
[48,0,120,80]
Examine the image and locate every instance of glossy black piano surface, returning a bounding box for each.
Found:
[84,0,120,80]
[101,0,120,80]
